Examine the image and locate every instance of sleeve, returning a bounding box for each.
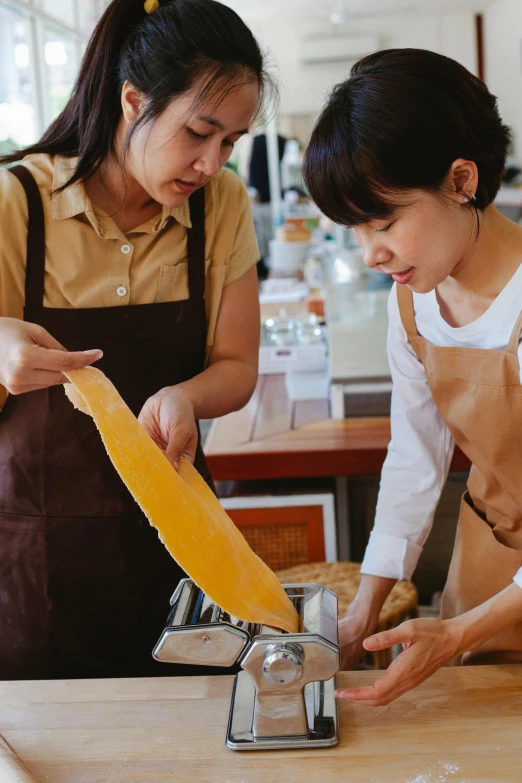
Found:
[0,167,27,319]
[0,168,28,410]
[218,170,260,286]
[360,286,455,580]
[513,570,522,589]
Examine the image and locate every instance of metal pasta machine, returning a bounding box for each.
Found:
[153,578,341,750]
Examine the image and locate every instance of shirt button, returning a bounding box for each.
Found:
[116,286,127,297]
[121,243,132,254]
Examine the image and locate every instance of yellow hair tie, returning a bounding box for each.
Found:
[144,0,160,13]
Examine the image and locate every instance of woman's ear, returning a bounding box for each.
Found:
[447,158,479,204]
[121,80,144,125]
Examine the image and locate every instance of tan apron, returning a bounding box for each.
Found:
[397,284,522,664]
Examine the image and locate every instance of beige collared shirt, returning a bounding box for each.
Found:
[0,154,259,408]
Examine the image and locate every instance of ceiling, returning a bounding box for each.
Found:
[224,0,498,21]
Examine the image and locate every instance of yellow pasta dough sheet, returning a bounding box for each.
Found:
[64,367,298,633]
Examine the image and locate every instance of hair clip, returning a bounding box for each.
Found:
[144,0,160,13]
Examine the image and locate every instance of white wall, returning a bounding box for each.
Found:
[484,0,522,161]
[247,11,478,115]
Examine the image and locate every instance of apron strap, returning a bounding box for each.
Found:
[186,187,206,300]
[396,283,424,362]
[507,310,522,356]
[396,283,419,340]
[9,165,46,310]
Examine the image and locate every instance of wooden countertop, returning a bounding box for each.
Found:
[1,666,520,782]
[205,374,471,480]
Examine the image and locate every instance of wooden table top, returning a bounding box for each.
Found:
[1,666,520,782]
[205,374,470,481]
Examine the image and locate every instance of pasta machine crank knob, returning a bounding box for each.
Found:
[262,646,303,686]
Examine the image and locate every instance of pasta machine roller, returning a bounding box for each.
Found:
[153,578,341,750]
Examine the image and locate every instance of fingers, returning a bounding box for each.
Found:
[8,372,68,394]
[0,319,103,395]
[165,428,198,470]
[336,635,442,707]
[182,429,199,465]
[5,348,103,395]
[335,656,408,707]
[33,347,103,373]
[363,621,415,652]
[335,619,451,708]
[137,391,197,471]
[26,323,67,351]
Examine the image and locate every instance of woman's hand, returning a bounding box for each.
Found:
[337,574,397,670]
[338,610,378,670]
[0,317,102,394]
[138,387,198,469]
[335,617,464,706]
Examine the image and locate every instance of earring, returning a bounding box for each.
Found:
[463,191,476,203]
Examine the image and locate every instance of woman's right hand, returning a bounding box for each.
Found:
[0,317,103,394]
[337,574,397,670]
[338,611,377,670]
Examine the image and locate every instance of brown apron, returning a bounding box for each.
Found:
[397,283,522,664]
[0,165,227,680]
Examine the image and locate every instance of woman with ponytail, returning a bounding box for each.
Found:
[0,0,271,679]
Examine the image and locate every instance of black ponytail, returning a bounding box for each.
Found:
[2,0,273,189]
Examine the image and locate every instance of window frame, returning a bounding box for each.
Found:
[0,0,100,138]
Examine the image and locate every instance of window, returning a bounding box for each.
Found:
[41,0,77,28]
[0,0,100,155]
[44,25,79,120]
[0,6,37,155]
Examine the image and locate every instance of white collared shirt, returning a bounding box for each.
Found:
[361,268,522,590]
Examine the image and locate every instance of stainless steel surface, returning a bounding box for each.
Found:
[153,578,251,667]
[239,625,339,740]
[153,580,341,749]
[262,644,303,686]
[153,624,250,667]
[226,671,339,750]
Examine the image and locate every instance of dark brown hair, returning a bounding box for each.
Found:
[303,48,511,226]
[1,0,273,189]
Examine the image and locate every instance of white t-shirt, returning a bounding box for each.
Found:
[361,266,522,590]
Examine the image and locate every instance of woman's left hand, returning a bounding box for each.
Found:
[138,387,198,469]
[335,617,464,707]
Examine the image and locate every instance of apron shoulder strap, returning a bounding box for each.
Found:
[186,187,206,300]
[9,165,45,311]
[507,309,522,356]
[396,283,423,362]
[396,283,418,335]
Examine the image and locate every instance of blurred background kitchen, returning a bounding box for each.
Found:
[3,0,522,627]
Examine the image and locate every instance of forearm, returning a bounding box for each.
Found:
[453,582,522,654]
[168,358,258,420]
[346,574,397,629]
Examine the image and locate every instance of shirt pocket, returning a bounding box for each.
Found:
[154,263,189,303]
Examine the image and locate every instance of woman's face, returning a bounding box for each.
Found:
[352,189,477,293]
[123,78,259,207]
